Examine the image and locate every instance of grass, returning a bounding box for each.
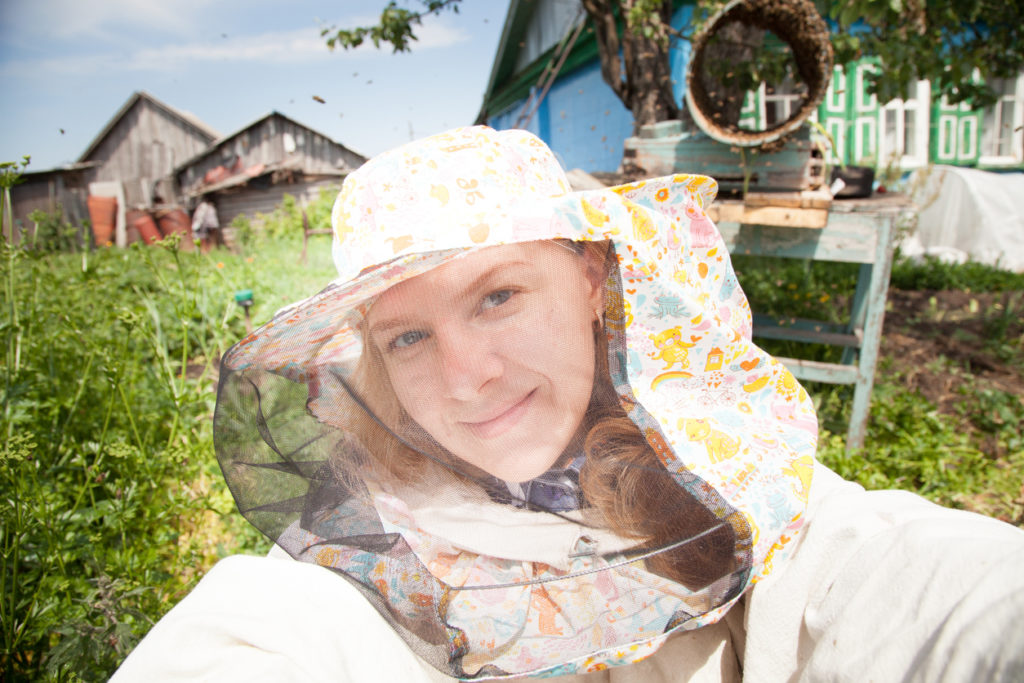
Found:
[889,252,1024,292]
[1,188,336,680]
[734,252,1024,526]
[2,184,1021,678]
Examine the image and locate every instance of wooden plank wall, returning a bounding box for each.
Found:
[177,115,364,196]
[9,174,89,244]
[84,99,214,207]
[214,176,343,232]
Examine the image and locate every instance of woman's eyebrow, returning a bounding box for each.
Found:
[368,261,532,336]
[367,317,411,336]
[459,260,530,299]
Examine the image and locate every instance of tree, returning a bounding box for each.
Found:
[577,1,681,128]
[322,0,462,53]
[829,0,1024,108]
[321,0,688,128]
[322,0,1024,127]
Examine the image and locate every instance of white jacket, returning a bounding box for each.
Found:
[113,465,1024,682]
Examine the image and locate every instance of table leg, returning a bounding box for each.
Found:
[846,215,896,450]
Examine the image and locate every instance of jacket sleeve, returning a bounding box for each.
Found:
[111,554,453,683]
[742,465,1024,682]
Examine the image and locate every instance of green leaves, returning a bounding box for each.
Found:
[321,0,462,53]
[0,157,30,190]
[829,0,1024,107]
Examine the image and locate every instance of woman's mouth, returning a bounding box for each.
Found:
[463,390,536,439]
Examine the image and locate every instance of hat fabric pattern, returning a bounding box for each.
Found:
[216,126,818,679]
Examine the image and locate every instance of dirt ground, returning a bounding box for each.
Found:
[881,289,1024,414]
[881,288,1024,526]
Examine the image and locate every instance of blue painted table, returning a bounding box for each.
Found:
[709,195,912,451]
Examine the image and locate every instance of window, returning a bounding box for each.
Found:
[739,78,806,132]
[764,77,803,127]
[878,81,929,168]
[981,75,1024,162]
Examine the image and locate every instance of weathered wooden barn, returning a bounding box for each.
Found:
[9,91,219,245]
[174,111,366,230]
[9,93,366,247]
[8,162,97,244]
[80,90,220,205]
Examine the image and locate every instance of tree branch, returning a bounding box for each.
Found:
[321,0,463,53]
[581,0,627,100]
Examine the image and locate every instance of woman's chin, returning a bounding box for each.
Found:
[467,443,564,483]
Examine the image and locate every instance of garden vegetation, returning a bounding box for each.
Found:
[2,182,1022,680]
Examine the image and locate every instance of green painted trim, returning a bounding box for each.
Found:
[483,21,602,117]
[480,0,536,109]
[977,164,1024,172]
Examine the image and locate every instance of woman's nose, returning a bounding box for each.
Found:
[435,325,502,400]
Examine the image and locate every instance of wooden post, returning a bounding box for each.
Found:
[300,208,333,264]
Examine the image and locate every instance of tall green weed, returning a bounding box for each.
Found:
[0,228,335,679]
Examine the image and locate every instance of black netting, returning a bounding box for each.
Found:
[214,241,752,679]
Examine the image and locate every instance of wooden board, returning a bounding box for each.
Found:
[744,189,833,210]
[624,127,824,192]
[708,202,829,228]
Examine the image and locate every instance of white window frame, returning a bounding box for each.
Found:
[763,81,803,128]
[740,80,805,132]
[877,80,930,169]
[979,71,1024,165]
[738,86,762,131]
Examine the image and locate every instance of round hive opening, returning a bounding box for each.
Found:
[685,0,833,147]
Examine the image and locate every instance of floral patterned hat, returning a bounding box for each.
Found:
[215,126,818,679]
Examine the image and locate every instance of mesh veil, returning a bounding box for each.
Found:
[214,244,753,679]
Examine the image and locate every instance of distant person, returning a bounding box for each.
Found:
[191,196,223,252]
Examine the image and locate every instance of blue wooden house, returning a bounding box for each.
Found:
[478,0,1024,174]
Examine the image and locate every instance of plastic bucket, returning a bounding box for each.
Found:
[156,208,193,238]
[87,195,117,246]
[126,209,162,245]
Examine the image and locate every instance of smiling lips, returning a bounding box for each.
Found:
[462,390,537,439]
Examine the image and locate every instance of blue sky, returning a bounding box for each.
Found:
[0,0,510,170]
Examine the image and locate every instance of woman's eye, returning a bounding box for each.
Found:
[390,330,427,350]
[481,289,514,311]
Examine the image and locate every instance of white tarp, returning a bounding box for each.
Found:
[902,165,1024,272]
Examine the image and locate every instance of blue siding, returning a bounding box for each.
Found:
[489,59,634,172]
[668,5,695,104]
[487,4,695,173]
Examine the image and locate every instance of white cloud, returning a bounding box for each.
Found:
[130,28,332,69]
[1,10,471,77]
[6,0,215,40]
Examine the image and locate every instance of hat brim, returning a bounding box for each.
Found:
[221,172,720,384]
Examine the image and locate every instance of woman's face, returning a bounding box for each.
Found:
[367,241,604,482]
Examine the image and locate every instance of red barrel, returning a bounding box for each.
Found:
[87,195,117,246]
[126,209,162,245]
[156,208,193,239]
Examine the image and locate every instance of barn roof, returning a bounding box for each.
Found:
[77,91,220,162]
[173,110,365,174]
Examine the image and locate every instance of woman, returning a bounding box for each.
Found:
[115,127,1024,682]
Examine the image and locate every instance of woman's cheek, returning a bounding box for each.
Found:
[386,359,434,409]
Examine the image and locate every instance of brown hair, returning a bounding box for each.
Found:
[338,240,735,589]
